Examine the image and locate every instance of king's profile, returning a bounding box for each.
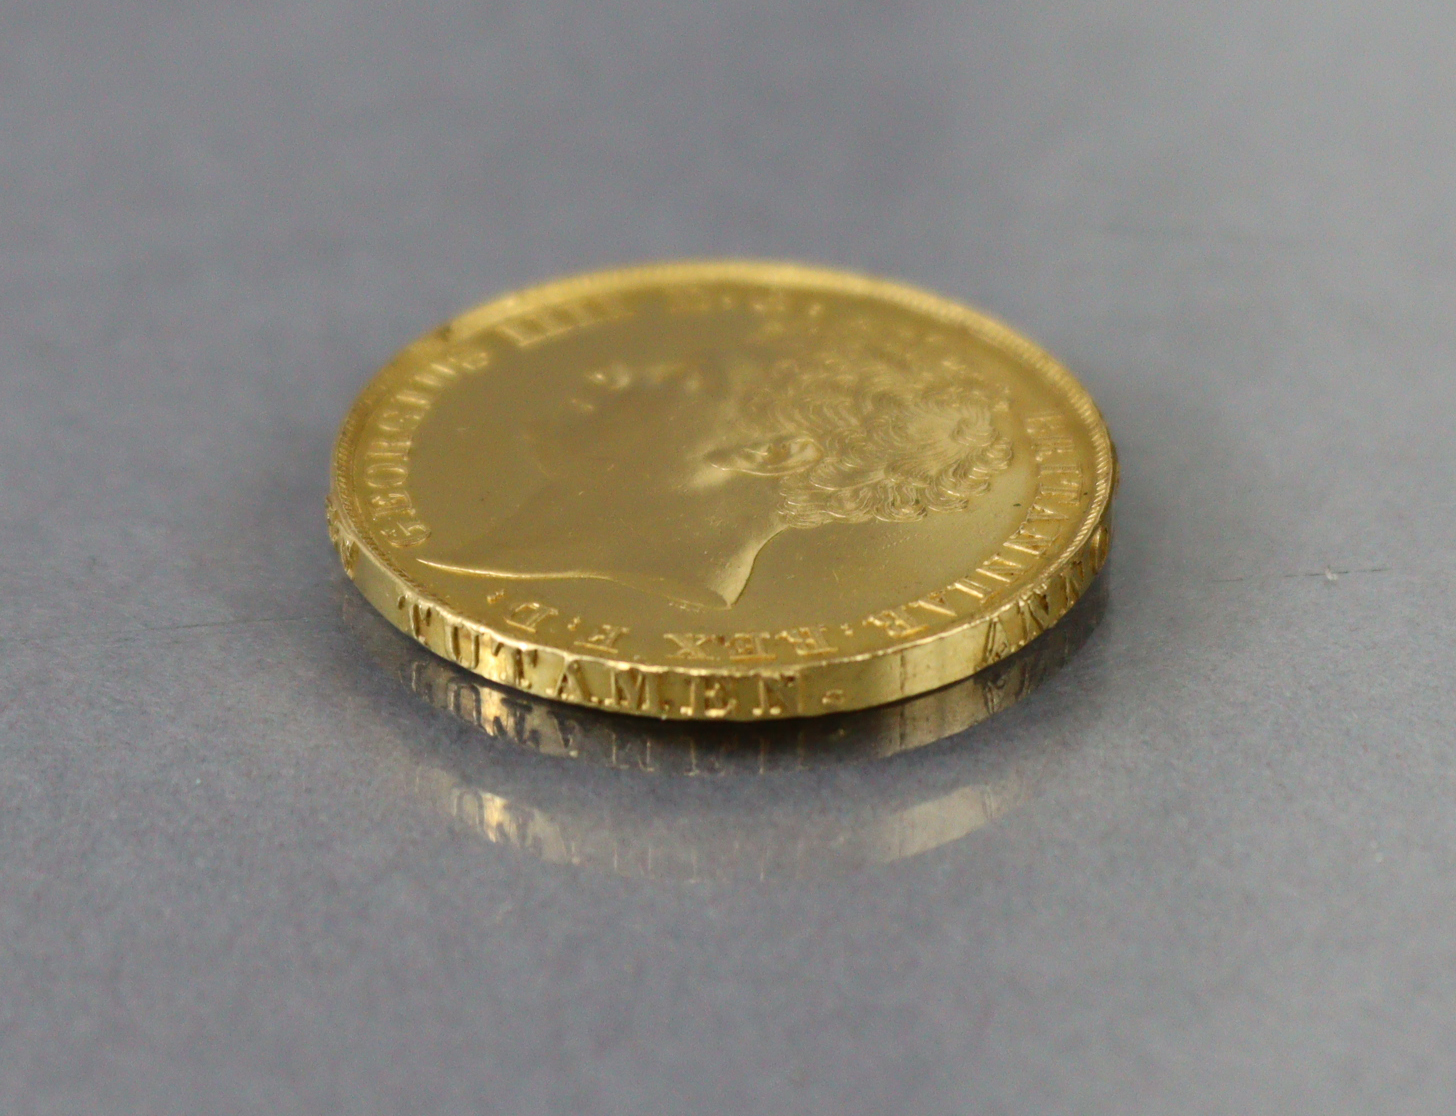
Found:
[421,332,1014,610]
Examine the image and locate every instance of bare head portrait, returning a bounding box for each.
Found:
[423,332,1015,610]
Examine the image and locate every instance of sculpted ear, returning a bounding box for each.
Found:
[708,436,822,476]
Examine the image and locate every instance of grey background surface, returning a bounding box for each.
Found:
[3,1,1454,1113]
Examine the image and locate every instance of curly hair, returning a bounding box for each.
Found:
[736,346,1014,529]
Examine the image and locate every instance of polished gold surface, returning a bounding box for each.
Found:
[348,576,1106,880]
[329,261,1115,719]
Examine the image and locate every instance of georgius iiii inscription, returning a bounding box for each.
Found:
[329,261,1117,720]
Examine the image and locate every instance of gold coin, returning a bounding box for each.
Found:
[328,261,1116,721]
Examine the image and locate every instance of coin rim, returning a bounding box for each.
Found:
[328,260,1116,720]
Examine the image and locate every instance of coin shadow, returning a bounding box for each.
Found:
[341,573,1110,881]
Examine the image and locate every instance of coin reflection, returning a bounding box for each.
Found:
[348,576,1105,880]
